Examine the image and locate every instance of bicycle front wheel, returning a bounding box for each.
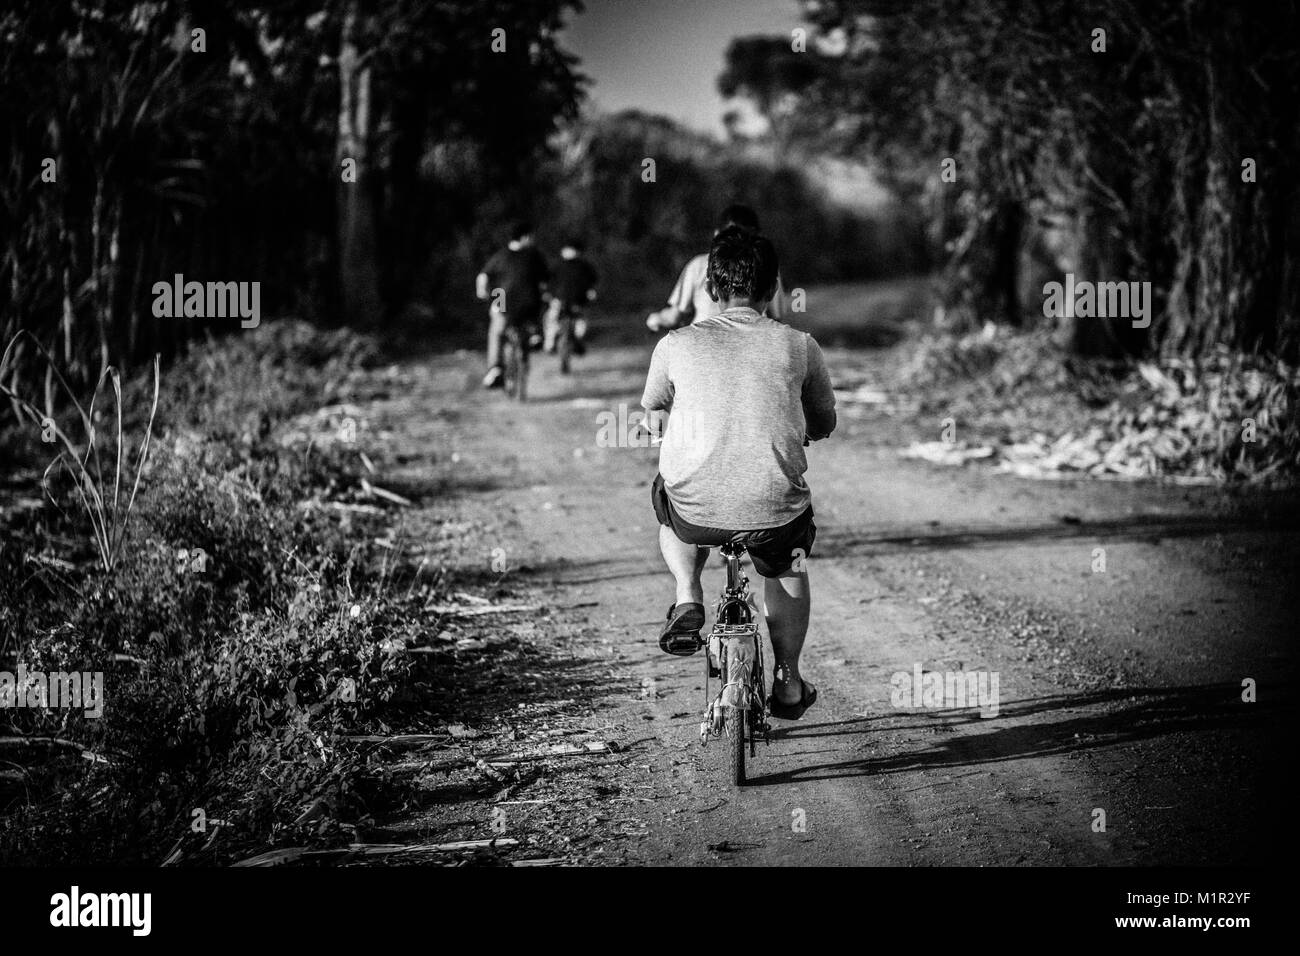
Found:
[724,705,745,786]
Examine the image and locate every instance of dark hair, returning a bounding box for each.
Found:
[717,203,760,234]
[707,226,779,303]
[507,219,533,242]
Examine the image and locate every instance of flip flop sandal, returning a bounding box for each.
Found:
[768,679,817,720]
[658,602,704,656]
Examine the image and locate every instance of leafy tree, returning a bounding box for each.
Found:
[786,0,1300,358]
[718,36,823,158]
[0,0,585,376]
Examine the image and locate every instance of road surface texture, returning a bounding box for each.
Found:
[356,299,1297,866]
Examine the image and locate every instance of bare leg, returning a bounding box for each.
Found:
[659,525,708,606]
[542,299,561,352]
[765,568,810,705]
[486,305,507,370]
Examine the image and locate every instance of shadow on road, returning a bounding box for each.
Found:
[816,512,1300,558]
[749,682,1291,786]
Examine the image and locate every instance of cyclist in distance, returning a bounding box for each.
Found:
[476,220,549,389]
[543,236,598,363]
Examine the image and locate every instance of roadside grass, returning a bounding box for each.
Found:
[0,322,425,864]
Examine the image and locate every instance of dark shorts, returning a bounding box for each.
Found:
[651,473,816,577]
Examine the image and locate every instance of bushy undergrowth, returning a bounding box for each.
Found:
[0,321,423,864]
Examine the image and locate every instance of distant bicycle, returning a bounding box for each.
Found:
[544,298,588,377]
[500,324,529,401]
[556,308,591,376]
[555,311,575,376]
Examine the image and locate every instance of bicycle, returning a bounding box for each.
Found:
[555,311,575,376]
[545,299,586,376]
[698,542,770,786]
[500,324,529,402]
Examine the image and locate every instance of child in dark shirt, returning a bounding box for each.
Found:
[476,221,549,389]
[544,238,598,361]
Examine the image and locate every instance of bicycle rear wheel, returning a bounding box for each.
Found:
[503,331,527,401]
[724,705,745,786]
[513,350,527,401]
[557,318,573,375]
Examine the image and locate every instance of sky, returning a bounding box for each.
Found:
[560,0,804,138]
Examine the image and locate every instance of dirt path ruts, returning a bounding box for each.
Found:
[361,320,1297,866]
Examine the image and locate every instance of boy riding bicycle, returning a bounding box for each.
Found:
[543,237,598,363]
[641,227,836,720]
[476,220,548,389]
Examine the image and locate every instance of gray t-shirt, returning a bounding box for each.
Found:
[641,307,836,529]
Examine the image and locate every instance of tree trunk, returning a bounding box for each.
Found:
[336,3,383,328]
[1069,138,1130,359]
[990,199,1023,326]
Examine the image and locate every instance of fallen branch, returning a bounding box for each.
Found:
[384,739,621,775]
[315,501,386,515]
[481,741,619,766]
[360,478,412,507]
[0,736,111,764]
[159,837,185,867]
[26,553,76,571]
[425,603,542,618]
[342,733,448,747]
[379,838,518,854]
[232,839,519,867]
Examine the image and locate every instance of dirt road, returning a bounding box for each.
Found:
[361,308,1297,866]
